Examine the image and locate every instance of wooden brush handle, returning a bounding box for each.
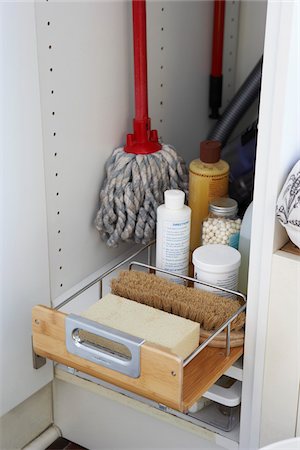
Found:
[200,329,244,348]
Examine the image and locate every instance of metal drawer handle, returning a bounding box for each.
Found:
[65,314,144,378]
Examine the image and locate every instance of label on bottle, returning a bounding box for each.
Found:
[229,232,240,249]
[208,174,229,199]
[161,220,190,281]
[188,165,229,253]
[194,269,238,299]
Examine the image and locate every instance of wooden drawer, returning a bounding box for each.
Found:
[32,305,243,413]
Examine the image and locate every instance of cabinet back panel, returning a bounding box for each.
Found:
[35,2,134,299]
[35,1,218,299]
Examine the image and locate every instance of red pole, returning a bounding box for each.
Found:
[132,0,148,120]
[125,0,161,154]
[209,0,225,119]
[211,0,225,77]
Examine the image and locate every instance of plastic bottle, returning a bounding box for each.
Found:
[238,201,253,294]
[189,140,229,255]
[156,190,191,283]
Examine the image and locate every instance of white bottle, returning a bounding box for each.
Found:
[156,190,191,282]
[238,202,253,294]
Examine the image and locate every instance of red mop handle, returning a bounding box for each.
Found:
[125,0,161,154]
[133,0,148,121]
[209,0,225,118]
[211,0,225,77]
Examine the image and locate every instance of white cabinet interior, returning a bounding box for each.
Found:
[2,0,299,449]
[53,374,231,450]
[260,249,300,447]
[0,2,53,417]
[239,2,300,447]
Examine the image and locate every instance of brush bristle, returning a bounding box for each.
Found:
[110,270,245,332]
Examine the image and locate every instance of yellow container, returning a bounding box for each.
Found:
[189,141,229,253]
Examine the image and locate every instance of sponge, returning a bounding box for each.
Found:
[82,293,200,360]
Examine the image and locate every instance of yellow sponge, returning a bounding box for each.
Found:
[82,293,200,360]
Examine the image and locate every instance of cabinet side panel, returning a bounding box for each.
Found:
[0,2,53,416]
[260,252,300,447]
[240,2,300,448]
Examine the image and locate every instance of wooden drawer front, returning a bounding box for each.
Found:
[32,306,183,411]
[32,305,243,413]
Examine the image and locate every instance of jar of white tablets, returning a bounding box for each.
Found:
[192,244,241,297]
[201,198,241,249]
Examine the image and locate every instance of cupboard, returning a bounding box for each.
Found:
[1,1,299,449]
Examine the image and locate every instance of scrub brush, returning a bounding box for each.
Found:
[111,270,245,332]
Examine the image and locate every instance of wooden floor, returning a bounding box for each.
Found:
[46,437,88,450]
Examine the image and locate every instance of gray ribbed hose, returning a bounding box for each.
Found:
[208,56,263,146]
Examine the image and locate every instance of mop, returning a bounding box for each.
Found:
[95,0,188,247]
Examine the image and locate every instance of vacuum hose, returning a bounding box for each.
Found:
[208,56,263,146]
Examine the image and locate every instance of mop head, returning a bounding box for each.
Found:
[111,270,245,332]
[95,144,188,247]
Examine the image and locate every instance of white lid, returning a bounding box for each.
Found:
[203,380,242,407]
[164,189,185,210]
[192,244,241,273]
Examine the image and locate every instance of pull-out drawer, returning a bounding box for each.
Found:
[32,305,243,413]
[32,244,246,414]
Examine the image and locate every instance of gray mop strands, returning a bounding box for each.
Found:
[95,144,188,247]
